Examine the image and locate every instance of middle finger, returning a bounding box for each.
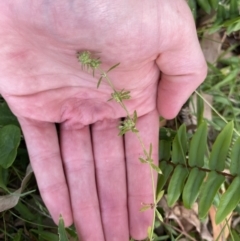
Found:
[92,119,129,241]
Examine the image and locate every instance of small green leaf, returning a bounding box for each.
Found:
[217,4,227,21]
[133,110,138,123]
[197,94,204,126]
[182,168,206,209]
[216,176,240,224]
[140,205,151,212]
[139,158,147,164]
[156,190,164,204]
[197,0,212,14]
[159,140,171,161]
[155,209,163,222]
[149,143,152,159]
[0,125,21,169]
[230,137,240,175]
[167,165,189,207]
[209,0,219,10]
[172,124,188,165]
[13,229,23,241]
[150,163,162,174]
[199,171,225,219]
[159,127,176,142]
[229,0,239,17]
[58,215,69,241]
[147,226,153,240]
[188,0,197,21]
[97,76,103,88]
[188,122,208,167]
[209,121,233,171]
[157,161,173,193]
[106,63,120,73]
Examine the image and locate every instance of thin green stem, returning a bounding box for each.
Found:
[78,52,159,240]
[149,167,156,240]
[98,67,132,117]
[99,66,157,240]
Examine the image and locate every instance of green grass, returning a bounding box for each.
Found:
[1,1,240,240]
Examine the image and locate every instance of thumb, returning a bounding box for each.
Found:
[156,1,207,119]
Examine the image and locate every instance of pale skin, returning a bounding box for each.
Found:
[0,1,207,240]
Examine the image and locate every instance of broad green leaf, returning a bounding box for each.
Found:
[58,215,69,241]
[199,171,225,219]
[31,229,59,241]
[172,124,188,165]
[209,0,219,10]
[209,121,233,171]
[227,21,240,35]
[0,166,8,190]
[197,0,212,14]
[0,102,19,127]
[157,161,173,193]
[167,165,189,207]
[188,122,208,167]
[159,140,171,161]
[223,16,240,27]
[188,0,197,21]
[156,190,164,204]
[159,128,176,142]
[230,137,240,175]
[229,0,239,17]
[0,125,21,169]
[217,4,226,21]
[229,230,240,241]
[182,168,206,209]
[216,176,240,224]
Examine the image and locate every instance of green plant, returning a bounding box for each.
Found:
[188,0,240,34]
[77,50,161,240]
[158,120,240,224]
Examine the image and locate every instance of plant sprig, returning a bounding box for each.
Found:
[77,50,160,240]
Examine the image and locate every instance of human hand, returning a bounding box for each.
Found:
[0,1,207,240]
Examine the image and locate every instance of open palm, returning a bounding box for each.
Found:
[0,1,206,240]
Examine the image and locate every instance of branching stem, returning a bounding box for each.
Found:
[77,51,159,241]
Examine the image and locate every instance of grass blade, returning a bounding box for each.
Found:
[58,215,69,241]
